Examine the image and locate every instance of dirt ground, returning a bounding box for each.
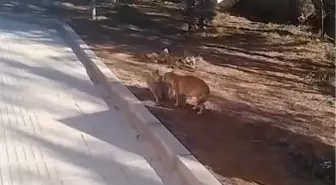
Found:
[2,0,335,185]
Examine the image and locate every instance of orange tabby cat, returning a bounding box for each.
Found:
[145,69,172,105]
[162,71,210,114]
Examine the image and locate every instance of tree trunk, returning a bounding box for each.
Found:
[320,0,325,37]
[91,0,97,21]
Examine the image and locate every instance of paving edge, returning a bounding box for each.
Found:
[0,13,222,185]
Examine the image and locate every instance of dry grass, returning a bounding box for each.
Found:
[4,1,333,184]
[93,9,335,185]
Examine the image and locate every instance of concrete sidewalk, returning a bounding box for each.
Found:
[0,17,175,185]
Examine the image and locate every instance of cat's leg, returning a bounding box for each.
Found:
[179,94,187,107]
[162,83,170,100]
[174,93,180,107]
[195,97,206,114]
[156,88,164,105]
[153,92,160,105]
[149,85,160,105]
[167,85,173,100]
[197,103,205,114]
[172,83,180,107]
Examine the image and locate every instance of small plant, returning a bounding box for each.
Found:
[144,48,203,69]
[325,47,335,62]
[183,0,216,32]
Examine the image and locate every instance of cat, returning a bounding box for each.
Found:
[162,71,210,114]
[145,69,172,105]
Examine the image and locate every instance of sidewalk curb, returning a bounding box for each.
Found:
[0,13,222,185]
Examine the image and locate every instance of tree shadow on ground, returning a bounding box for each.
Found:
[0,0,86,17]
[72,4,183,49]
[9,125,162,185]
[127,85,335,185]
[227,0,299,24]
[186,28,335,98]
[2,1,334,185]
[1,0,186,59]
